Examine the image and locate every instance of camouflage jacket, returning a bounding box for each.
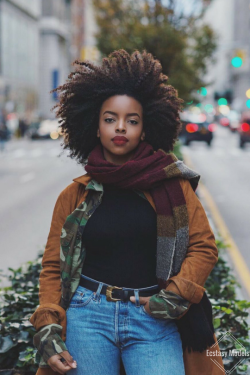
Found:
[32,179,190,368]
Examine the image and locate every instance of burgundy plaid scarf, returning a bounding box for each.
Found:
[85,140,200,290]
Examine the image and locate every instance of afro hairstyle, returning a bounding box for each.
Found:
[51,49,183,165]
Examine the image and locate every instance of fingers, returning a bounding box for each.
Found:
[50,362,72,374]
[50,358,72,374]
[48,352,77,374]
[130,296,151,305]
[60,350,77,367]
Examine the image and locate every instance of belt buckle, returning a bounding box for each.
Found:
[106,285,123,302]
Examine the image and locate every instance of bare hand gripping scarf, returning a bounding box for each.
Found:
[85,140,216,353]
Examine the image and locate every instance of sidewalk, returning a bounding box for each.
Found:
[183,151,250,330]
[199,187,250,311]
[196,184,250,373]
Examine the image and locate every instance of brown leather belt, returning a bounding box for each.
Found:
[79,275,160,302]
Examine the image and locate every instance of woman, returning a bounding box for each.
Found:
[30,49,225,375]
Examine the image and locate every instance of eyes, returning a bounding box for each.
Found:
[104,117,138,125]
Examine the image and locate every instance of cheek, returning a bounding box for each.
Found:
[98,125,112,139]
[129,128,143,142]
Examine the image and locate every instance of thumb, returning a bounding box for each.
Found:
[130,296,135,302]
[60,351,77,368]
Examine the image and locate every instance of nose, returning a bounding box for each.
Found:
[115,120,126,134]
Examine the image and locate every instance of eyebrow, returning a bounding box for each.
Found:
[103,110,140,119]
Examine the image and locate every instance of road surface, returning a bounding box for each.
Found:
[182,126,250,299]
[0,138,84,284]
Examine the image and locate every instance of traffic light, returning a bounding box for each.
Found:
[197,87,207,96]
[231,49,247,68]
[231,57,243,68]
[218,98,227,105]
[214,90,233,105]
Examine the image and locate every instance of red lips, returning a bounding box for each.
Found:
[112,136,128,142]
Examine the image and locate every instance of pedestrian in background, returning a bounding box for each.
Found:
[30,49,225,375]
[0,121,9,152]
[18,117,28,138]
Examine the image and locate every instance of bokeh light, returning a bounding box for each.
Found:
[218,98,228,106]
[219,105,230,115]
[246,89,250,99]
[197,87,207,96]
[204,104,214,113]
[200,113,207,122]
[208,123,217,132]
[231,56,243,68]
[220,117,230,126]
[246,99,250,108]
[190,106,201,114]
[241,123,250,132]
[186,123,199,133]
[50,131,59,140]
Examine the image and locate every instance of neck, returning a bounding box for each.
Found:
[102,146,137,165]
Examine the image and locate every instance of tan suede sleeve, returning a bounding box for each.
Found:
[165,179,218,304]
[29,182,84,331]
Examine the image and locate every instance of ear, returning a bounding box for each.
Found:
[141,131,145,141]
[97,128,100,138]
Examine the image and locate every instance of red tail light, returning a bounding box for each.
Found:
[241,123,250,132]
[186,123,198,133]
[220,118,229,126]
[208,123,217,132]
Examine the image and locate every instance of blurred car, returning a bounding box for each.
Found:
[181,119,216,146]
[0,123,11,141]
[26,120,41,139]
[238,118,250,148]
[30,119,62,140]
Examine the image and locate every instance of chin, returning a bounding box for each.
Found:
[110,148,130,155]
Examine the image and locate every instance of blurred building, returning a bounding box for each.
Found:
[70,0,85,61]
[0,0,41,119]
[40,0,100,119]
[39,0,72,119]
[231,0,250,111]
[71,0,100,63]
[203,0,250,112]
[0,0,100,122]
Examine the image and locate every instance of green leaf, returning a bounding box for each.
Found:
[213,318,221,329]
[0,335,18,353]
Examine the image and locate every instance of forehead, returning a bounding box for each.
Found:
[100,95,143,113]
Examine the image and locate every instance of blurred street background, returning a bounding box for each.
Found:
[0,0,250,301]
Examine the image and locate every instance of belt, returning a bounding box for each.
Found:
[79,275,160,302]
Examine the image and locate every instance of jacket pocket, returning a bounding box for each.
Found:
[68,286,95,308]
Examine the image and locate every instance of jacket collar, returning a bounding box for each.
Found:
[73,173,103,192]
[72,173,91,186]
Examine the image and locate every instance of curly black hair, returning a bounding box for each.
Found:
[51,49,183,165]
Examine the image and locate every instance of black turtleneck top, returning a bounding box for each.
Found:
[81,184,158,288]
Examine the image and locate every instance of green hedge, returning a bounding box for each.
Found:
[0,240,250,374]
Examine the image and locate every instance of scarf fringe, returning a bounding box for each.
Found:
[176,292,216,353]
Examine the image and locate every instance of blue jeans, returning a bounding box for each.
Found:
[65,274,185,375]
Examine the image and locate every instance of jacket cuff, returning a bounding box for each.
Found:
[29,303,66,332]
[165,277,205,304]
[33,323,68,365]
[149,290,190,320]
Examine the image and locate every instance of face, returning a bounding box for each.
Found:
[97,95,145,165]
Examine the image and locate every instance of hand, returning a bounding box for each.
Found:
[130,295,152,315]
[47,350,77,374]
